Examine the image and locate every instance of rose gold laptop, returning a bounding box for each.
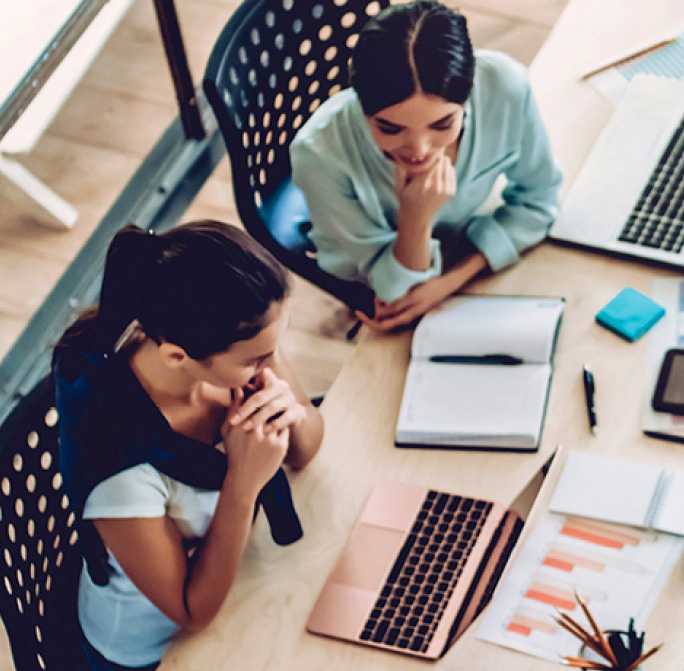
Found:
[307,480,522,659]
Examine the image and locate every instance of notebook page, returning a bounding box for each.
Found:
[411,296,563,363]
[396,361,550,447]
[548,451,662,529]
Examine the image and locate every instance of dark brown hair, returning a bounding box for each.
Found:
[53,221,289,362]
[350,1,475,116]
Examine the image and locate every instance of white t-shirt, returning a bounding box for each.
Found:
[79,463,220,666]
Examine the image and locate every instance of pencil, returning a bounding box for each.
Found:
[553,612,605,659]
[554,613,589,638]
[581,38,676,79]
[623,643,663,671]
[560,661,607,669]
[553,619,607,661]
[574,591,619,668]
[554,608,594,639]
[553,618,603,657]
[553,616,591,642]
[562,655,613,670]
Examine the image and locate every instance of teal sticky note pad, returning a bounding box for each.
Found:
[595,288,665,342]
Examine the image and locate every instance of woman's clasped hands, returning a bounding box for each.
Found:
[356,276,454,333]
[228,367,307,433]
[219,368,305,496]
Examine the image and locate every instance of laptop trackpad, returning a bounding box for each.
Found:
[329,523,405,592]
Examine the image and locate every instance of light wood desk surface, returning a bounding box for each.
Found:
[160,0,684,668]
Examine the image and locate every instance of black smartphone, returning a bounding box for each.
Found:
[652,348,684,414]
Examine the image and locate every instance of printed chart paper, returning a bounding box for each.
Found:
[590,32,684,105]
[476,511,683,662]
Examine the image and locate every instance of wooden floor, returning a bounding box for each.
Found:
[0,0,567,666]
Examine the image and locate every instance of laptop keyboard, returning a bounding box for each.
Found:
[358,490,492,654]
[618,114,684,252]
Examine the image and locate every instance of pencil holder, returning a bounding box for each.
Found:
[557,593,656,670]
[578,629,642,670]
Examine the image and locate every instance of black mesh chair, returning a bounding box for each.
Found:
[0,377,88,671]
[203,0,390,318]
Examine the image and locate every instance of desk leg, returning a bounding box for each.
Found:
[0,153,77,229]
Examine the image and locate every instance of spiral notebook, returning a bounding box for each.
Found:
[548,451,684,536]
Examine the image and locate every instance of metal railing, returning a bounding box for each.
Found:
[0,93,224,428]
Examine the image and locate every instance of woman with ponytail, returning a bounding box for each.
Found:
[291,0,562,331]
[52,221,323,670]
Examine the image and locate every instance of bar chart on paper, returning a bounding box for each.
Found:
[476,512,683,662]
[589,32,684,104]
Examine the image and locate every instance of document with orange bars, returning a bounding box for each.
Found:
[475,509,683,661]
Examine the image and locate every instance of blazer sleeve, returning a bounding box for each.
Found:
[465,75,563,271]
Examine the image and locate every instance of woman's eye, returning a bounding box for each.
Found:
[431,122,453,132]
[377,126,401,135]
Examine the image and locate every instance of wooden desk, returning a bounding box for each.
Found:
[159,0,684,668]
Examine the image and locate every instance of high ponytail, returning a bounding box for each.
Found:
[52,225,162,362]
[53,221,289,365]
[95,225,163,349]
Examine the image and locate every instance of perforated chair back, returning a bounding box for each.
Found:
[0,377,87,671]
[203,0,389,316]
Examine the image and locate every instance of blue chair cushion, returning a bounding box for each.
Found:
[259,177,314,255]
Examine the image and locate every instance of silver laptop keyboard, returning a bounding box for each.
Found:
[617,114,684,252]
[358,491,492,654]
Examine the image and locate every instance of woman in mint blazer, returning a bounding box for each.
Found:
[290,0,562,331]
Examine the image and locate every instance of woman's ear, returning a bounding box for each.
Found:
[157,341,190,368]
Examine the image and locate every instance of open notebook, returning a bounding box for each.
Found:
[396,295,564,451]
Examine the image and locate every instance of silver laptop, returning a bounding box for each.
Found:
[306,480,522,659]
[550,76,684,266]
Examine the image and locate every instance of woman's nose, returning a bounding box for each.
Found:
[406,134,431,158]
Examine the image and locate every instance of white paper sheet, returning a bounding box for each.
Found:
[475,511,683,662]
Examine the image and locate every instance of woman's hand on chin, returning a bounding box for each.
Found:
[395,154,456,230]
